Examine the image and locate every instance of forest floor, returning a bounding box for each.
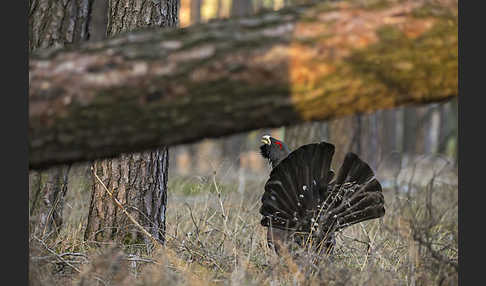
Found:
[29,156,458,286]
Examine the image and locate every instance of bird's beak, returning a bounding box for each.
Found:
[261,135,271,145]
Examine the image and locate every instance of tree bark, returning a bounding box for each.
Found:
[106,0,178,35]
[29,0,93,240]
[83,0,176,247]
[28,0,92,52]
[29,165,71,238]
[29,0,458,169]
[85,149,169,244]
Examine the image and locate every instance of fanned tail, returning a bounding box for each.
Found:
[260,143,385,253]
[319,152,385,233]
[260,142,336,233]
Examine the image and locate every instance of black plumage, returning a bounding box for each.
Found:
[260,135,291,168]
[259,136,385,255]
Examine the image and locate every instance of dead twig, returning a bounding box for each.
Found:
[33,235,82,273]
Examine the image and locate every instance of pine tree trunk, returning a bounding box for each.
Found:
[28,0,92,52]
[85,149,169,244]
[28,0,91,239]
[84,0,178,247]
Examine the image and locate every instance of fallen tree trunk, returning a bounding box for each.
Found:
[29,0,457,169]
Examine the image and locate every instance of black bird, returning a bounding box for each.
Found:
[259,135,385,255]
[260,135,292,168]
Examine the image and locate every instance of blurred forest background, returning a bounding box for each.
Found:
[170,0,458,183]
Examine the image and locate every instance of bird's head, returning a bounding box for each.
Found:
[260,135,291,168]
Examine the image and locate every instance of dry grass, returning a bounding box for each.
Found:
[29,160,458,286]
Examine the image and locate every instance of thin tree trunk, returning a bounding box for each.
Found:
[217,0,222,18]
[427,105,441,153]
[414,106,429,155]
[403,107,418,155]
[231,0,252,17]
[438,102,449,154]
[84,0,177,247]
[450,98,458,166]
[382,109,397,156]
[359,113,380,170]
[222,133,245,167]
[191,0,202,24]
[395,107,405,154]
[253,0,262,13]
[438,99,457,158]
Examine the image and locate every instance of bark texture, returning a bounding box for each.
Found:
[85,148,169,244]
[29,166,71,238]
[28,0,93,51]
[29,0,458,169]
[107,0,179,36]
[29,0,93,240]
[83,0,176,246]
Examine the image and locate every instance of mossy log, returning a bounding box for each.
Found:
[29,0,458,169]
